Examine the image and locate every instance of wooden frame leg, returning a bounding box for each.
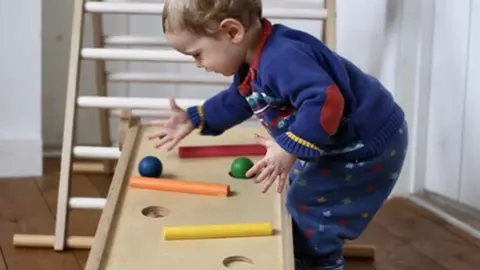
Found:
[324,0,336,51]
[117,109,133,151]
[54,0,86,251]
[343,244,376,259]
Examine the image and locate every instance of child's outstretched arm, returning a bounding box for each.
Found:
[265,45,346,159]
[186,80,253,136]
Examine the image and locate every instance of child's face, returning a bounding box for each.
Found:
[165,21,251,76]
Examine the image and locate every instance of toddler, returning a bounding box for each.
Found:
[148,0,409,269]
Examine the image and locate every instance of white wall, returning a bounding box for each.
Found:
[391,0,436,197]
[42,0,424,195]
[337,0,400,92]
[460,0,480,210]
[0,0,43,177]
[423,0,480,211]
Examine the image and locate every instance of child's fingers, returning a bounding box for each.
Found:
[147,129,168,140]
[165,137,181,152]
[253,165,273,184]
[277,172,288,193]
[147,119,168,127]
[246,158,267,177]
[261,169,279,193]
[254,133,270,146]
[154,135,173,149]
[169,97,183,112]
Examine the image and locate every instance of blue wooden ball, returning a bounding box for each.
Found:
[138,156,163,177]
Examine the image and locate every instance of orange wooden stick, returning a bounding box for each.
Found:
[129,176,230,196]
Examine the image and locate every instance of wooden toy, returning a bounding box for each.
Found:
[137,156,163,177]
[129,176,230,197]
[80,120,375,269]
[230,157,255,179]
[13,119,376,267]
[84,121,295,270]
[178,144,266,158]
[163,222,274,240]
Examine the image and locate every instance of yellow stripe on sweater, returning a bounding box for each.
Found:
[286,131,321,151]
[197,106,206,133]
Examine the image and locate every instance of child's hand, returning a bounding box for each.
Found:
[147,97,194,151]
[246,134,296,194]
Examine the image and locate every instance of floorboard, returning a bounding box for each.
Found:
[415,191,480,231]
[411,192,480,250]
[373,197,480,270]
[0,248,7,270]
[351,220,447,270]
[0,180,81,270]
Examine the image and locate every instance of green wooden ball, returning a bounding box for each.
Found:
[229,157,254,179]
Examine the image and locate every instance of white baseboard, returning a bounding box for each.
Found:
[0,137,43,178]
[408,195,480,239]
[390,174,412,197]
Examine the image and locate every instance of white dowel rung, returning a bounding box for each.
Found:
[107,72,231,85]
[266,7,327,19]
[85,2,163,14]
[69,197,106,210]
[110,109,258,121]
[77,96,203,110]
[104,35,168,46]
[73,146,121,159]
[111,109,172,118]
[85,2,328,19]
[81,48,191,62]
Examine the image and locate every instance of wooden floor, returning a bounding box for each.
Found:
[1,158,480,270]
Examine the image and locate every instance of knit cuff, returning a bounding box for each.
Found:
[276,131,325,159]
[186,106,205,130]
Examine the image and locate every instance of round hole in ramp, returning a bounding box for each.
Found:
[222,256,254,268]
[141,206,170,219]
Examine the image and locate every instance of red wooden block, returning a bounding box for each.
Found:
[178,144,266,158]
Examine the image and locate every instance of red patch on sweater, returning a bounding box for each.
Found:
[372,163,383,171]
[320,169,330,175]
[305,229,315,238]
[339,219,349,227]
[296,204,308,213]
[320,84,344,136]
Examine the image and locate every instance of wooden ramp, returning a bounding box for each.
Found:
[85,122,294,270]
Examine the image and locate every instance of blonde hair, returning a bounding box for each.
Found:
[162,0,262,35]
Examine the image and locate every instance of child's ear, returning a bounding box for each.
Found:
[218,18,245,43]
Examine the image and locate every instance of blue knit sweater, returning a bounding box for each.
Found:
[186,21,405,161]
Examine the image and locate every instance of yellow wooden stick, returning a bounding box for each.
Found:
[164,222,273,240]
